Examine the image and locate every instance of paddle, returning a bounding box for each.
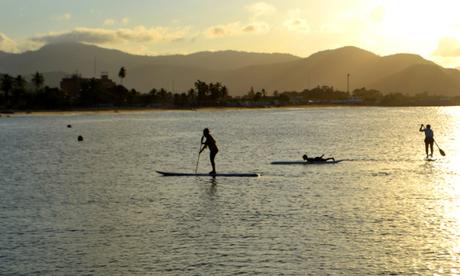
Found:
[194,136,204,173]
[434,140,446,156]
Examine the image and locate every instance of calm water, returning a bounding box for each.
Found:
[1,107,460,275]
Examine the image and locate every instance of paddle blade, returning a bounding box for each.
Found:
[439,149,446,156]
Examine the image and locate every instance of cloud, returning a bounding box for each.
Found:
[246,2,276,18]
[242,22,270,33]
[31,26,190,45]
[205,22,240,37]
[370,6,385,22]
[205,21,270,38]
[284,18,310,33]
[103,18,115,26]
[0,33,19,52]
[433,37,460,57]
[121,17,130,25]
[32,28,115,44]
[204,2,273,38]
[283,9,310,34]
[102,17,130,26]
[55,13,72,21]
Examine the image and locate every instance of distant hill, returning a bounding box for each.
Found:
[219,47,460,96]
[148,50,300,70]
[226,46,382,93]
[1,42,460,96]
[371,64,460,95]
[0,51,13,71]
[0,42,299,85]
[0,51,11,58]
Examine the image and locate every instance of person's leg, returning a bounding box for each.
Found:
[210,151,217,174]
[324,158,336,162]
[429,141,434,157]
[425,141,429,157]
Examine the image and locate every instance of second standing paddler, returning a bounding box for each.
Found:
[419,124,434,158]
[199,128,219,175]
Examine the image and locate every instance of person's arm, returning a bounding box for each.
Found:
[419,124,425,132]
[199,137,207,153]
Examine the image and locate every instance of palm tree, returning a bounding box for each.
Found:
[14,75,26,90]
[1,74,13,106]
[32,71,44,92]
[118,67,126,85]
[12,75,27,105]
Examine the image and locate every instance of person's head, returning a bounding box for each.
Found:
[302,154,308,160]
[426,124,431,129]
[203,128,210,136]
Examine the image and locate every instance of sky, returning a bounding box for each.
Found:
[2,0,460,67]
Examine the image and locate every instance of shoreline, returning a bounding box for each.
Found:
[1,104,457,116]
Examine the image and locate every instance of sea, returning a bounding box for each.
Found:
[1,106,460,275]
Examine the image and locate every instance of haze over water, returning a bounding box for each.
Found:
[1,107,460,274]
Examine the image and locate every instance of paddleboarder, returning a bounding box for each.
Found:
[419,124,434,158]
[199,128,219,175]
[302,153,335,162]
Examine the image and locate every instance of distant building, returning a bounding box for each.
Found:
[60,73,116,99]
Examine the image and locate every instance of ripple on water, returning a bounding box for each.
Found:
[1,107,460,274]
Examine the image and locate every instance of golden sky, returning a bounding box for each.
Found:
[1,0,460,67]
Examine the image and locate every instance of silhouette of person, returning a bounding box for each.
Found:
[419,124,434,158]
[302,153,335,162]
[199,128,219,175]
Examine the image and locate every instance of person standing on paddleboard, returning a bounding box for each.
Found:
[199,128,219,175]
[419,124,434,158]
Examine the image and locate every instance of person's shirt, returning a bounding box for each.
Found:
[423,128,434,139]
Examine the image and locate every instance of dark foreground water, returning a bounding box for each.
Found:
[1,107,460,274]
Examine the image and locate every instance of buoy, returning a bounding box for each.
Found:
[67,124,72,128]
[77,135,84,142]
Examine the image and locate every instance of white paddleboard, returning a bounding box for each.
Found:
[271,160,343,165]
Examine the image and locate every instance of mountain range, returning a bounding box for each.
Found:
[1,42,460,96]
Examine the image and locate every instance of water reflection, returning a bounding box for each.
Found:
[436,108,460,268]
[207,178,218,197]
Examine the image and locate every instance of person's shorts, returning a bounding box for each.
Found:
[425,137,434,144]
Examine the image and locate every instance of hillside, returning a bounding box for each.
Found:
[1,43,460,96]
[371,64,460,95]
[0,42,299,83]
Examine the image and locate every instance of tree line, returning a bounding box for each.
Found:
[1,72,459,110]
[0,73,233,109]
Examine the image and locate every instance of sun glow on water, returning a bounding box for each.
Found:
[437,107,460,173]
[430,107,460,273]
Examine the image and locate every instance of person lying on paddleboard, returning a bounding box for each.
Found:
[302,154,335,162]
[199,128,219,175]
[419,124,434,158]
